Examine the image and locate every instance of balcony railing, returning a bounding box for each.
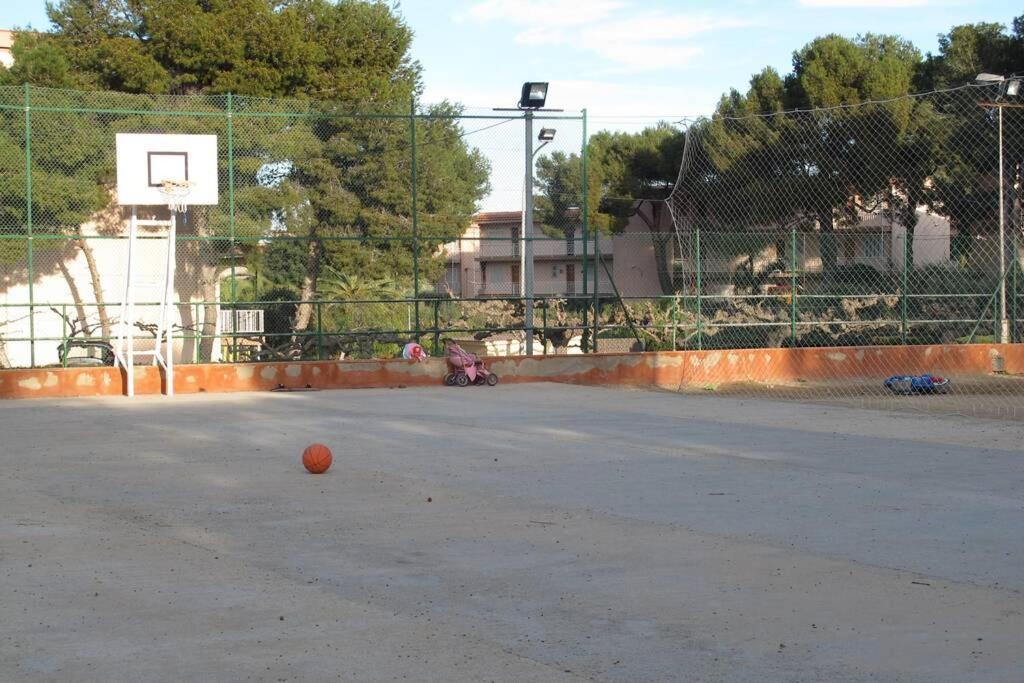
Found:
[479,236,614,260]
[477,282,616,297]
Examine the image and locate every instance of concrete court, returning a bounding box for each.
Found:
[1,384,1022,682]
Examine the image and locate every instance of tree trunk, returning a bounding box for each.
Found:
[197,262,219,363]
[77,234,111,338]
[902,222,916,273]
[818,208,837,277]
[638,201,679,295]
[56,256,89,335]
[188,207,221,363]
[178,301,196,364]
[651,237,678,294]
[293,236,322,332]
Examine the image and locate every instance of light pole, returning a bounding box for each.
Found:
[977,73,1021,344]
[497,82,561,356]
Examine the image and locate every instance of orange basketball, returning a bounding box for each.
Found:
[302,443,333,474]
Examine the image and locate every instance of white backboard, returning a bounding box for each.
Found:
[116,133,219,206]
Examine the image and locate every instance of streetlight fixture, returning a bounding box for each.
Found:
[976,72,1023,344]
[496,83,563,356]
[535,129,556,159]
[976,73,1004,83]
[519,82,549,109]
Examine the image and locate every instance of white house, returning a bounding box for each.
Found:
[0,204,246,368]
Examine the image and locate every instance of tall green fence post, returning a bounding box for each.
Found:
[671,295,679,350]
[790,227,797,345]
[432,299,440,355]
[315,301,323,360]
[194,302,200,363]
[227,92,237,361]
[592,229,600,352]
[409,96,420,342]
[580,108,589,353]
[1013,230,1019,343]
[901,228,909,344]
[695,228,703,351]
[541,298,547,352]
[24,83,35,367]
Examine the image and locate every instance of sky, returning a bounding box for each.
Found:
[2,0,1020,210]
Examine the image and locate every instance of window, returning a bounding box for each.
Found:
[566,263,576,295]
[445,265,460,293]
[863,234,884,259]
[843,236,856,261]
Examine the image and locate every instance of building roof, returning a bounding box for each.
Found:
[474,211,521,227]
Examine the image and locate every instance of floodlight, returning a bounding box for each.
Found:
[1006,79,1021,98]
[538,128,556,141]
[519,82,548,109]
[976,73,1005,83]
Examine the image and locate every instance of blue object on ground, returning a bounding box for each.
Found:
[883,374,951,395]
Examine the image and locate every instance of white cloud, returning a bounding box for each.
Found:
[513,26,567,46]
[587,43,704,73]
[580,13,747,44]
[459,1,748,73]
[460,0,626,27]
[577,12,749,72]
[799,0,931,6]
[547,79,721,121]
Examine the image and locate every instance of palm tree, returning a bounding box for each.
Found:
[316,266,407,331]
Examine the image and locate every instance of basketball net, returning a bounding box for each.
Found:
[160,179,193,213]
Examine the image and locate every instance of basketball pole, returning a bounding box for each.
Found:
[112,207,139,396]
[160,212,176,396]
[116,206,177,398]
[168,214,176,395]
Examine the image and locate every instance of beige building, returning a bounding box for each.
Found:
[440,200,954,301]
[439,211,615,298]
[1,30,15,69]
[620,199,953,297]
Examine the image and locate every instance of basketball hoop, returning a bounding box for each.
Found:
[160,179,193,213]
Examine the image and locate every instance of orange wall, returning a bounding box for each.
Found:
[0,344,1020,400]
[490,343,1022,389]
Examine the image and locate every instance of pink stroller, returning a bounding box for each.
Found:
[443,340,499,387]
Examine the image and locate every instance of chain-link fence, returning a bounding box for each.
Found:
[654,81,1024,416]
[1,83,1022,416]
[0,85,588,366]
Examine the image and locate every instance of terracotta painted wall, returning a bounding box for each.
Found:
[0,344,1020,400]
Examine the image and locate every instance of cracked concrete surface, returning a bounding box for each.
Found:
[2,384,1022,681]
